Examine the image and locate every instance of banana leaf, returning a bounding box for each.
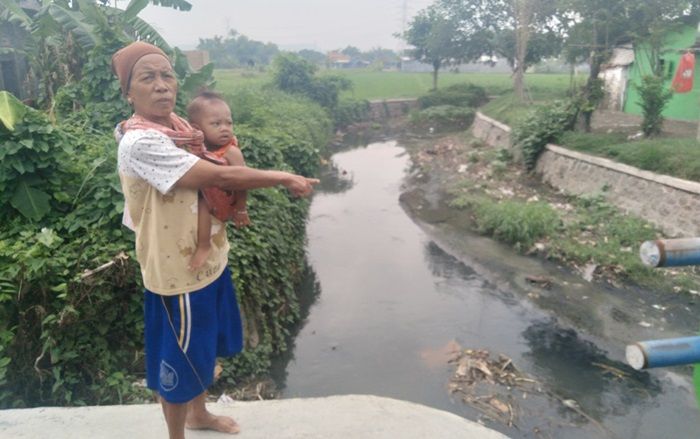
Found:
[0,91,27,132]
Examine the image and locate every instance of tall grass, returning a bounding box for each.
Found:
[472,198,561,250]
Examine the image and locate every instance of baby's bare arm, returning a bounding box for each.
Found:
[224,146,245,167]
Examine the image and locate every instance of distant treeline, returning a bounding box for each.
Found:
[197,30,400,69]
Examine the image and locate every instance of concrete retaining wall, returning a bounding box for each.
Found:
[472,112,700,237]
[536,144,700,237]
[471,112,512,149]
[368,99,419,120]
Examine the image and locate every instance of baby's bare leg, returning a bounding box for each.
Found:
[189,194,212,271]
[228,147,250,228]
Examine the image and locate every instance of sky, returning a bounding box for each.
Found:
[138,0,434,52]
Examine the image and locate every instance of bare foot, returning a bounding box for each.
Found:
[186,411,240,434]
[188,246,211,271]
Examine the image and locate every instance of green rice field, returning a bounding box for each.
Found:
[214,68,579,100]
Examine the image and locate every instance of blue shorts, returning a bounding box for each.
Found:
[144,267,243,403]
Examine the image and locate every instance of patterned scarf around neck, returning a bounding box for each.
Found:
[119,112,226,165]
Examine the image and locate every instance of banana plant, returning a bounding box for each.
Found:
[0,0,193,105]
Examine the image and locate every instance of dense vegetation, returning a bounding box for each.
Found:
[0,6,349,407]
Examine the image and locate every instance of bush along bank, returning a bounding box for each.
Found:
[0,53,333,407]
[410,83,486,132]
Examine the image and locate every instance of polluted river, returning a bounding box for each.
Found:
[269,136,700,439]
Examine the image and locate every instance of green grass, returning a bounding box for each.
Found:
[214,69,269,93]
[560,132,700,182]
[214,68,579,103]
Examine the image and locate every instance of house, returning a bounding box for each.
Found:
[600,22,700,121]
[599,45,634,111]
[183,50,210,71]
[327,51,351,69]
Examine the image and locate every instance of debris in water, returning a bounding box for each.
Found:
[525,275,552,289]
[582,264,598,282]
[448,349,612,436]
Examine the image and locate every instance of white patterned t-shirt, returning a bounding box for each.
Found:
[117,129,229,295]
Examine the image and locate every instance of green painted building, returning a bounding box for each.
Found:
[623,24,700,121]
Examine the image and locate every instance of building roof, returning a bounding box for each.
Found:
[327,51,351,63]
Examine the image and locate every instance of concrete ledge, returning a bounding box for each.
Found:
[472,112,512,150]
[0,394,510,439]
[475,112,512,134]
[544,144,700,195]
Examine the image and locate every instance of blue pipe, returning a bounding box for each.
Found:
[639,238,700,267]
[626,336,700,369]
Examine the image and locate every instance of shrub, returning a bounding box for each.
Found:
[226,87,333,176]
[417,83,488,109]
[473,199,560,250]
[636,75,672,138]
[333,99,370,128]
[410,105,475,131]
[513,100,578,170]
[270,53,351,110]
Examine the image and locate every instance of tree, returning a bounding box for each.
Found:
[296,49,326,66]
[0,0,188,106]
[198,30,280,68]
[401,6,465,90]
[436,0,565,100]
[271,53,351,110]
[560,0,629,130]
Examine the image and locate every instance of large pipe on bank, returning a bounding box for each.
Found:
[626,336,700,370]
[626,239,700,370]
[639,238,700,268]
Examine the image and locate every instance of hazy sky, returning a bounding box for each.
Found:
[139,0,434,52]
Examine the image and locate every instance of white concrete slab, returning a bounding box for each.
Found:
[0,394,510,439]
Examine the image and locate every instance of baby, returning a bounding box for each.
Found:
[187,91,250,270]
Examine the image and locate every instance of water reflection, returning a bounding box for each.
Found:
[270,262,321,389]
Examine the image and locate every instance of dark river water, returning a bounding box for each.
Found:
[271,140,700,439]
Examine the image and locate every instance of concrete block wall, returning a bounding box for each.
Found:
[368,99,419,120]
[536,144,700,237]
[471,112,512,149]
[472,112,700,237]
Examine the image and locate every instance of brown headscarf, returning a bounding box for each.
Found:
[111,41,169,95]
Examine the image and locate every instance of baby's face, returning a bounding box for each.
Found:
[197,100,234,148]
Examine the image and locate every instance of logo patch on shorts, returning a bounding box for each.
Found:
[159,360,179,392]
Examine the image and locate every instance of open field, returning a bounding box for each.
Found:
[214,68,579,101]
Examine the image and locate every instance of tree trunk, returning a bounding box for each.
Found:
[513,0,533,102]
[696,119,700,142]
[582,49,603,132]
[432,61,440,90]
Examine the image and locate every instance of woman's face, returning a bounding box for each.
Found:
[127,54,178,126]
